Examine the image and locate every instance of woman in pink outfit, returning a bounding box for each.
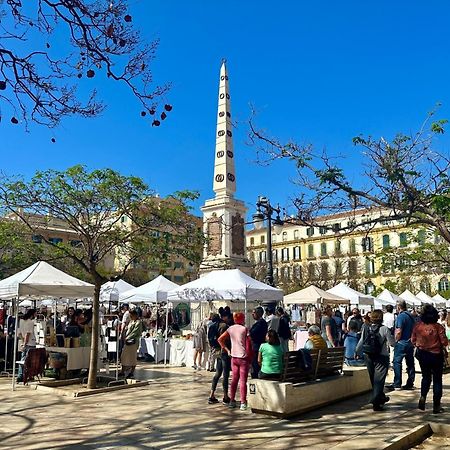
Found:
[218,312,250,410]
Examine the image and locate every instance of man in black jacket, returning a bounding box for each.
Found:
[249,306,268,379]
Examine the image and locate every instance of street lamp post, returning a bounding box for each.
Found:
[252,196,283,293]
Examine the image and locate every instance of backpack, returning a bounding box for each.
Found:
[361,324,383,356]
[208,321,220,349]
[296,349,313,371]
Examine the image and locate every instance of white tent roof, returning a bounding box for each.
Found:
[432,293,449,308]
[0,261,94,299]
[400,289,422,307]
[120,275,180,304]
[376,289,402,306]
[167,269,283,302]
[100,279,135,302]
[416,291,434,305]
[284,285,349,305]
[327,282,374,306]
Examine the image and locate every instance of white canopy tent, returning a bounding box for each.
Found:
[120,275,179,304]
[375,289,402,309]
[0,261,94,390]
[100,279,135,303]
[167,269,283,326]
[433,293,450,308]
[400,289,422,307]
[416,291,434,305]
[284,285,349,306]
[120,275,180,365]
[327,282,374,306]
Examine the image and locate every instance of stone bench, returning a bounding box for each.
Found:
[248,347,371,418]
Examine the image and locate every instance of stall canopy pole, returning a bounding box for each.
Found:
[164,302,169,367]
[12,298,19,391]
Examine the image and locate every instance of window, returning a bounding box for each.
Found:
[32,234,43,243]
[308,244,314,258]
[399,232,408,247]
[382,234,390,249]
[365,258,375,275]
[335,260,343,276]
[260,235,265,245]
[420,279,431,294]
[282,231,288,242]
[349,238,356,254]
[174,261,184,269]
[49,237,63,244]
[250,237,255,246]
[321,262,329,279]
[70,240,82,247]
[272,249,278,262]
[271,233,276,243]
[120,216,127,223]
[281,248,289,262]
[334,240,342,255]
[293,246,301,260]
[281,266,290,280]
[249,251,255,263]
[365,282,375,295]
[274,267,279,281]
[259,251,266,263]
[332,222,341,232]
[306,227,315,237]
[347,219,357,228]
[348,259,358,277]
[417,230,426,246]
[293,265,302,280]
[308,263,316,279]
[438,277,449,292]
[319,226,326,235]
[294,230,300,240]
[361,237,373,252]
[174,276,184,283]
[320,242,327,257]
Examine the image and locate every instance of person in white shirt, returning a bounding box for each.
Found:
[383,305,395,331]
[17,309,37,382]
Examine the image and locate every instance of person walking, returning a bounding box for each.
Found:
[356,309,395,411]
[269,307,291,353]
[249,306,268,378]
[192,319,207,370]
[208,311,232,405]
[120,309,143,378]
[411,304,448,413]
[218,312,250,411]
[389,300,416,390]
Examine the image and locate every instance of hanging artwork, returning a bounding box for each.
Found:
[207,214,222,256]
[232,213,245,255]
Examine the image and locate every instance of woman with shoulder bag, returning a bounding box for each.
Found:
[411,304,449,413]
[120,310,143,378]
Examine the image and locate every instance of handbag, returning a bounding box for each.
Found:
[125,338,136,346]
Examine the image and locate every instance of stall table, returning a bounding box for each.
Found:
[46,347,91,371]
[138,338,168,363]
[169,339,194,367]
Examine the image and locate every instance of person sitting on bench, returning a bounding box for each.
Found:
[304,325,327,350]
[258,330,284,380]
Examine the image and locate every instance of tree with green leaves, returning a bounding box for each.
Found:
[0,165,203,388]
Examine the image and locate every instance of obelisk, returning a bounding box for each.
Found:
[199,60,252,276]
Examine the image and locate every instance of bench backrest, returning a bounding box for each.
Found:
[280,347,345,383]
[280,349,320,383]
[315,347,345,379]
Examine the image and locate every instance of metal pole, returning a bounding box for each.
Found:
[164,302,169,367]
[12,299,18,391]
[266,209,274,287]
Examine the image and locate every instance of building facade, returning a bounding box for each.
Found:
[246,208,450,296]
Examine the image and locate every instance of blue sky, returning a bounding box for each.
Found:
[2,1,450,220]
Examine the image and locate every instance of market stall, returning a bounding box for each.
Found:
[399,289,422,308]
[327,282,374,312]
[0,261,95,390]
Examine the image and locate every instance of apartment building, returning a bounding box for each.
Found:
[246,209,450,295]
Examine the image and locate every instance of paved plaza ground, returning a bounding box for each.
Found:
[1,364,450,450]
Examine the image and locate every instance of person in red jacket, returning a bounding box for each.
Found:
[412,304,449,413]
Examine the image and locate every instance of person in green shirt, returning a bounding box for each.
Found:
[258,330,284,380]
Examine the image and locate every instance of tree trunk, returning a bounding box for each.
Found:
[87,282,101,389]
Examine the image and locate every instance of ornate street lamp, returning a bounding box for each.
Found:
[252,196,283,288]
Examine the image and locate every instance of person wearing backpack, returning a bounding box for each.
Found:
[356,309,395,411]
[389,300,416,390]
